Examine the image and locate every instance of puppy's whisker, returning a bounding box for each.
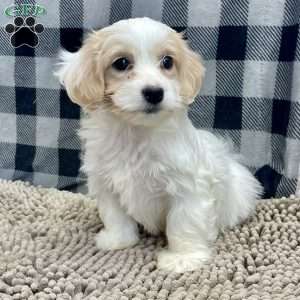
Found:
[179,94,192,100]
[81,101,100,111]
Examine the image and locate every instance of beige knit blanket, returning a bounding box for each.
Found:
[0,180,300,300]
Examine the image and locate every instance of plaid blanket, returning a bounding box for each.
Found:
[0,0,299,197]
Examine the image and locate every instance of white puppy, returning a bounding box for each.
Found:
[56,17,262,273]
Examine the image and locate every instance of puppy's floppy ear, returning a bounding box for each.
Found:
[179,37,205,104]
[55,33,104,110]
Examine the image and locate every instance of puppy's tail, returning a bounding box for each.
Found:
[218,161,263,228]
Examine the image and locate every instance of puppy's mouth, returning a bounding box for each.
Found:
[144,105,161,114]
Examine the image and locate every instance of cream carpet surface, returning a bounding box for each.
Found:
[1,180,300,300]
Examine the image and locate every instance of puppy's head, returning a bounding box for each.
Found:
[56,17,204,126]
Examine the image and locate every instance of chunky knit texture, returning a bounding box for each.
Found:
[0,180,300,300]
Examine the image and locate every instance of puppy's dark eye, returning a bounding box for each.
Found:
[161,56,173,70]
[112,57,130,71]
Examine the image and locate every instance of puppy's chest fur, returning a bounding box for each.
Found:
[107,139,168,199]
[82,119,173,233]
[110,146,169,232]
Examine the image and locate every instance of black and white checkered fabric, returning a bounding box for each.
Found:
[0,0,299,197]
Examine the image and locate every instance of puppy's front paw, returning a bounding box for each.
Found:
[157,250,210,273]
[95,229,139,250]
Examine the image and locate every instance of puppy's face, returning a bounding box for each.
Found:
[57,18,204,126]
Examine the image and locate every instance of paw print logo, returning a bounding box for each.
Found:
[5,16,44,48]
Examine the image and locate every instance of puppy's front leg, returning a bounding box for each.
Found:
[157,193,218,273]
[95,190,139,250]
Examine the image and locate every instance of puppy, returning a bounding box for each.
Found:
[56,17,262,273]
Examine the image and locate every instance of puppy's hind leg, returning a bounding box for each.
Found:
[157,193,218,273]
[95,190,139,250]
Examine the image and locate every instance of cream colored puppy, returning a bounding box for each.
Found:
[56,17,261,273]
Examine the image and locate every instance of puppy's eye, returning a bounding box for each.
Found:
[161,56,173,70]
[112,57,130,71]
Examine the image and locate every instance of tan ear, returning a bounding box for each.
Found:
[180,40,205,104]
[55,33,104,110]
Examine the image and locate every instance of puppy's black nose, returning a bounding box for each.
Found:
[142,86,164,105]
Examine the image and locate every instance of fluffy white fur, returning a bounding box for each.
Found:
[56,17,262,273]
